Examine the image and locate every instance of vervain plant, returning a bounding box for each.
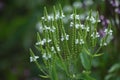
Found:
[30,5,113,80]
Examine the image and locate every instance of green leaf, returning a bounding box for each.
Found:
[82,73,96,80]
[108,63,120,73]
[75,73,96,80]
[105,73,115,80]
[39,75,50,78]
[93,53,103,57]
[80,50,91,70]
[29,48,35,57]
[50,65,58,80]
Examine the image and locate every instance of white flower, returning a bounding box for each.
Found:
[42,53,52,60]
[86,16,90,20]
[80,39,84,44]
[43,38,47,43]
[90,16,96,23]
[66,35,69,40]
[35,42,40,45]
[86,16,100,23]
[70,14,80,20]
[36,41,44,45]
[44,26,51,30]
[50,29,55,32]
[75,24,80,29]
[86,27,90,32]
[96,32,100,37]
[97,19,101,22]
[91,32,100,39]
[51,46,56,53]
[100,42,107,46]
[36,38,46,45]
[80,24,84,29]
[70,14,74,19]
[41,17,45,20]
[57,46,60,51]
[73,74,76,78]
[50,26,56,32]
[106,34,113,44]
[104,29,113,35]
[36,22,44,33]
[75,39,79,44]
[47,39,52,43]
[55,12,65,19]
[42,53,48,60]
[41,16,47,21]
[109,29,113,33]
[104,29,108,33]
[42,15,54,21]
[70,22,74,27]
[61,34,69,41]
[103,43,107,46]
[75,39,84,45]
[55,13,59,20]
[60,13,65,19]
[75,15,80,20]
[48,54,51,58]
[52,26,56,30]
[61,35,64,41]
[51,46,55,51]
[104,29,113,36]
[47,16,51,20]
[30,56,39,62]
[61,37,64,41]
[44,26,56,32]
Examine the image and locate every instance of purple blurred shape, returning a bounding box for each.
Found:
[99,29,106,38]
[110,0,119,7]
[100,15,109,27]
[0,1,4,11]
[115,8,120,14]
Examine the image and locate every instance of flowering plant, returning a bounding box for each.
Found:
[30,5,113,80]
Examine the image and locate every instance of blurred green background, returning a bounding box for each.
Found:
[0,0,120,80]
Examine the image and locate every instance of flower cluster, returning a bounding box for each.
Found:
[30,6,113,80]
[36,22,56,33]
[75,39,85,45]
[100,28,113,46]
[42,53,51,60]
[70,14,92,32]
[30,56,39,62]
[86,15,100,24]
[41,11,65,21]
[70,14,80,20]
[61,34,69,41]
[104,29,113,36]
[36,38,52,46]
[91,32,100,39]
[31,9,113,61]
